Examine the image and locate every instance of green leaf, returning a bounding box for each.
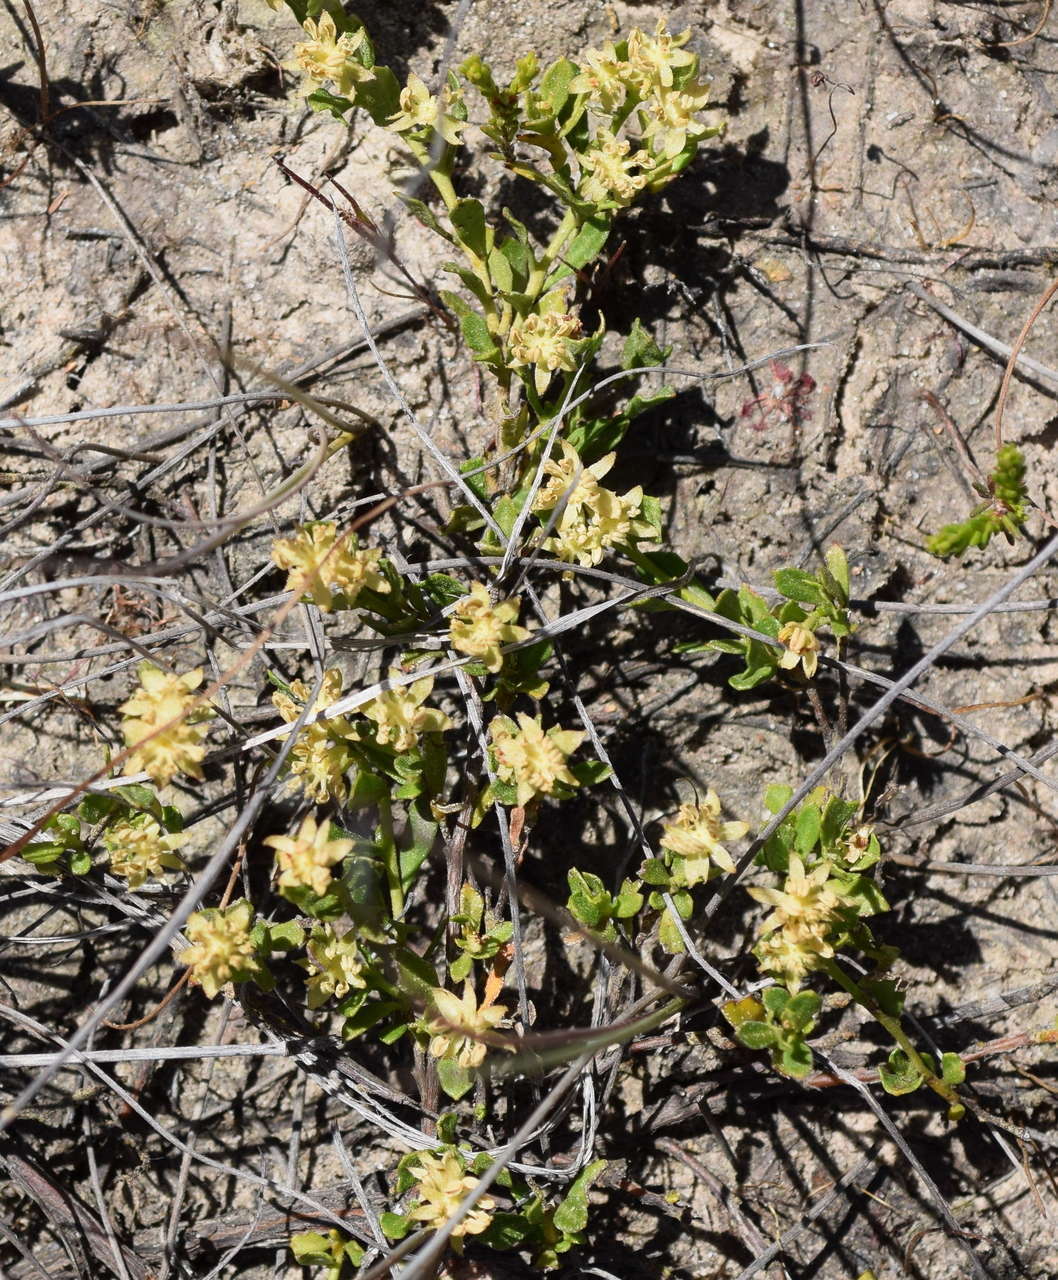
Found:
[451,198,488,259]
[779,1040,813,1077]
[552,1159,606,1235]
[492,493,523,538]
[399,196,455,244]
[820,794,858,849]
[502,206,531,244]
[878,1048,924,1096]
[352,65,401,127]
[639,857,670,887]
[459,456,489,503]
[621,318,670,370]
[499,235,530,286]
[784,991,821,1030]
[289,1230,335,1266]
[841,873,889,918]
[729,661,775,691]
[68,849,93,876]
[539,56,578,114]
[639,494,664,535]
[445,262,492,309]
[764,784,794,814]
[380,1211,412,1240]
[941,1052,966,1086]
[859,977,904,1018]
[614,879,644,916]
[459,310,498,357]
[480,1212,535,1249]
[794,804,821,856]
[761,986,791,1017]
[823,545,850,604]
[436,1056,474,1100]
[736,1020,779,1050]
[400,804,437,892]
[22,843,66,867]
[263,919,305,951]
[439,288,473,320]
[569,759,611,787]
[79,794,118,824]
[657,906,685,954]
[341,998,400,1040]
[394,945,439,1002]
[774,567,828,606]
[305,88,355,120]
[561,214,611,273]
[487,245,514,293]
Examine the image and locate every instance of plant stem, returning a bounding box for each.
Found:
[527,206,579,298]
[819,956,961,1108]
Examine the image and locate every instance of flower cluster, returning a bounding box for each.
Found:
[659,792,748,888]
[748,856,855,990]
[406,1149,495,1239]
[490,712,583,806]
[119,662,214,786]
[449,582,529,673]
[578,129,654,206]
[507,311,583,396]
[425,983,510,1069]
[571,20,717,164]
[271,522,390,613]
[302,924,365,1009]
[103,814,187,889]
[265,812,353,898]
[179,900,258,1000]
[359,669,452,752]
[273,669,356,803]
[290,12,373,98]
[387,71,466,145]
[534,440,655,567]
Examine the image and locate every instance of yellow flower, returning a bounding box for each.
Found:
[640,78,712,158]
[626,19,696,92]
[777,621,820,679]
[533,441,656,566]
[569,41,633,113]
[180,900,257,1000]
[749,856,845,939]
[302,924,364,1009]
[271,522,390,613]
[387,72,465,146]
[533,439,614,517]
[754,926,828,992]
[103,814,187,889]
[119,662,214,786]
[291,12,373,98]
[660,792,748,886]
[406,1150,495,1239]
[449,582,529,673]
[490,712,584,806]
[273,669,356,803]
[265,812,353,897]
[426,982,510,1069]
[359,668,452,751]
[507,311,583,396]
[579,129,655,205]
[543,486,655,567]
[747,856,857,990]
